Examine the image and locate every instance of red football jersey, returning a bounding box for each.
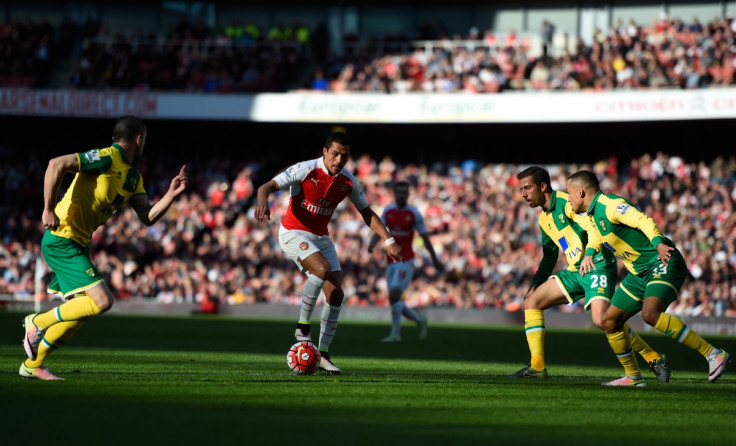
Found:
[381,203,427,262]
[274,157,368,236]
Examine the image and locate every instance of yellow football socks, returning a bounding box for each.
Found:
[654,313,714,357]
[25,319,86,368]
[524,309,546,371]
[607,330,641,377]
[33,295,103,330]
[626,323,660,364]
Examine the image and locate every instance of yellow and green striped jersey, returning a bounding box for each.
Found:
[532,191,616,288]
[52,144,146,247]
[583,191,670,276]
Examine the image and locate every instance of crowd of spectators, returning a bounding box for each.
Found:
[0,14,323,92]
[68,17,321,93]
[3,12,736,93]
[0,16,61,87]
[313,14,736,92]
[1,147,735,318]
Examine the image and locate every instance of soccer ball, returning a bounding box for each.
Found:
[287,341,321,375]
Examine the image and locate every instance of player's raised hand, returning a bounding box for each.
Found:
[387,243,404,263]
[579,255,596,277]
[169,165,188,196]
[42,208,60,231]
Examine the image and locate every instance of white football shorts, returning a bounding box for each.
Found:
[278,225,341,273]
[386,261,415,291]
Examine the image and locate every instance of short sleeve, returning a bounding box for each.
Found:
[412,207,428,235]
[349,180,369,210]
[78,149,112,175]
[273,161,310,189]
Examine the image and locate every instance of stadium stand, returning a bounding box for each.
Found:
[1,2,735,92]
[312,14,736,92]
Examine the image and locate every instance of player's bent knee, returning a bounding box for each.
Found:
[327,289,345,306]
[640,308,661,327]
[310,265,331,280]
[602,318,622,334]
[93,296,113,313]
[524,293,562,311]
[523,298,540,311]
[591,315,606,331]
[86,287,115,313]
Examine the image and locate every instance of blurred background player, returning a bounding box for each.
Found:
[22,115,188,380]
[509,166,668,383]
[570,170,731,386]
[254,132,403,374]
[369,181,442,342]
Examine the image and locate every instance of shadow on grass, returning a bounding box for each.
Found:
[2,311,735,373]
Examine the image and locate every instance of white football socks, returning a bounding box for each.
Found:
[319,303,341,351]
[299,273,325,323]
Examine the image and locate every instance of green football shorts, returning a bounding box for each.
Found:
[42,231,104,298]
[552,265,617,309]
[611,249,687,315]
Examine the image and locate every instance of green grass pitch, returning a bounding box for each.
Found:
[1,311,734,445]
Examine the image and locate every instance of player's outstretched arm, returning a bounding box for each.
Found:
[254,179,280,221]
[420,233,443,271]
[532,232,559,288]
[359,206,403,262]
[43,154,79,231]
[367,208,387,252]
[130,165,188,226]
[367,233,381,252]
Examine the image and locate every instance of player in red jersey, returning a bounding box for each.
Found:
[369,181,442,342]
[254,132,403,374]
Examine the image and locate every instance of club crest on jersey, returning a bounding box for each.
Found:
[339,184,351,193]
[558,214,565,224]
[599,219,607,232]
[85,268,96,277]
[84,150,101,163]
[616,203,630,215]
[123,169,140,192]
[299,242,309,251]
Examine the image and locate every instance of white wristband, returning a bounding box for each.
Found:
[384,237,396,247]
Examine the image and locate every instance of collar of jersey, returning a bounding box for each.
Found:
[544,190,558,214]
[587,190,603,214]
[318,156,340,176]
[112,143,132,165]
